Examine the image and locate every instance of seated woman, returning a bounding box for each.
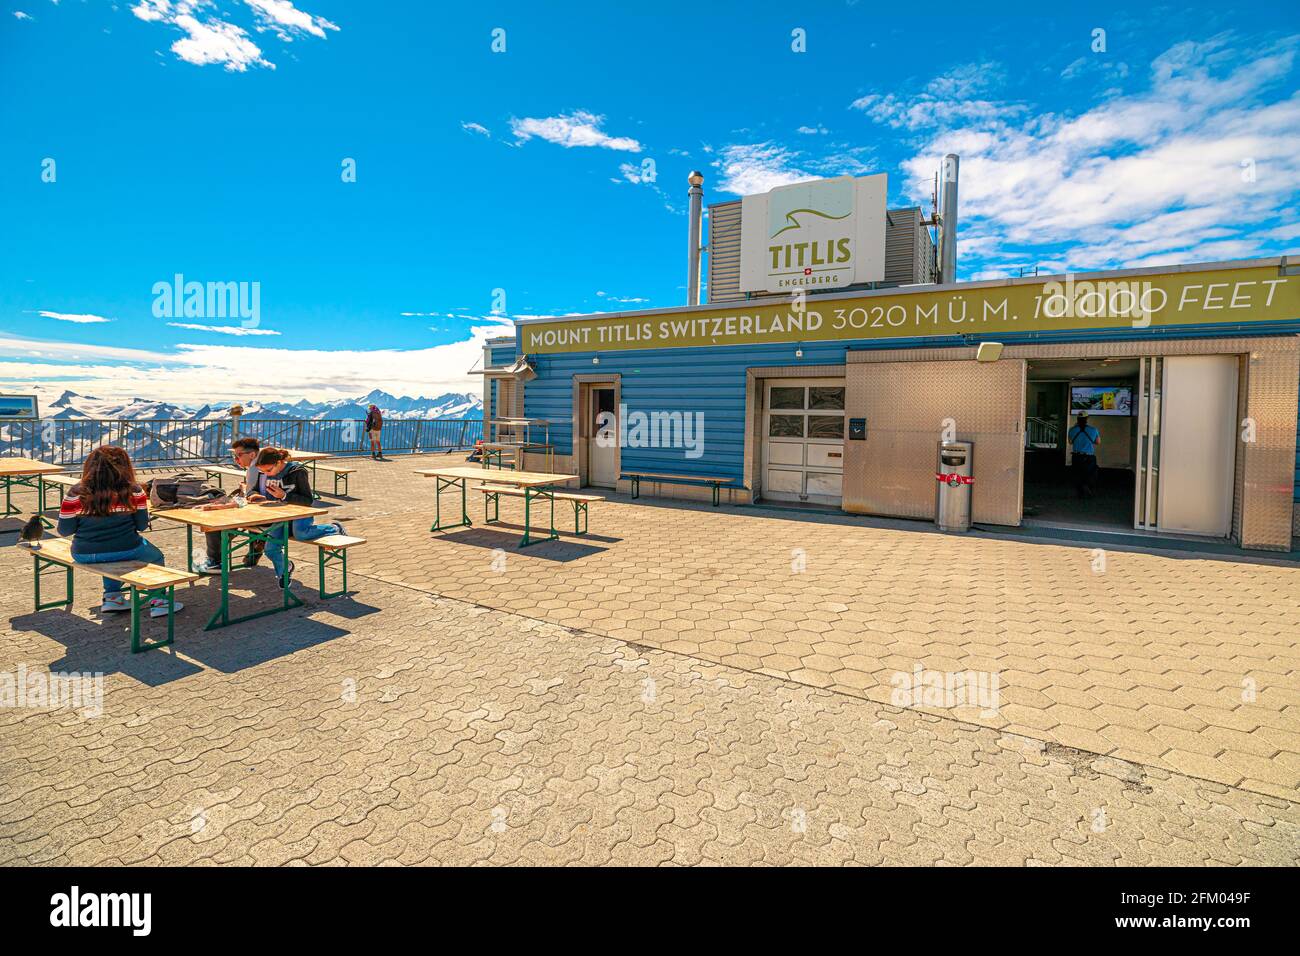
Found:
[57,445,184,616]
[246,447,343,587]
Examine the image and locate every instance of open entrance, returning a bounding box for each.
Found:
[1023,355,1239,538]
[1023,358,1138,531]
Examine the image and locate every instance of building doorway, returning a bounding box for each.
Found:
[1023,358,1139,531]
[587,385,618,488]
[1023,354,1240,538]
[761,378,846,505]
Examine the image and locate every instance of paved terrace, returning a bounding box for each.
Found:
[1,452,1297,865]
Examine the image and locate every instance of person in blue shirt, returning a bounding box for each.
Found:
[1068,413,1101,497]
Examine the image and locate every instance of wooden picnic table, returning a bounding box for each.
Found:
[152,501,328,630]
[479,441,555,473]
[0,457,68,526]
[282,449,330,463]
[414,465,578,547]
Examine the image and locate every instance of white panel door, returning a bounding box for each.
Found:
[761,379,845,505]
[1156,355,1238,536]
[588,386,618,488]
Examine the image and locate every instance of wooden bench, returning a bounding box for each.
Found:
[291,533,366,599]
[474,484,603,534]
[310,463,357,497]
[621,471,738,507]
[26,537,199,653]
[202,465,247,489]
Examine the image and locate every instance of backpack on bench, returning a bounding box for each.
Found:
[145,472,229,509]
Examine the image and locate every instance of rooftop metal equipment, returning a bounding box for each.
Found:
[686,171,704,305]
[938,153,959,284]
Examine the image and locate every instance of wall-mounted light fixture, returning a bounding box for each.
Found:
[592,356,600,365]
[975,342,1004,363]
[795,347,804,359]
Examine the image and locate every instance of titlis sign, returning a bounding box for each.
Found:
[739,174,887,294]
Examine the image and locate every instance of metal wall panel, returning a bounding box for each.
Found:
[846,334,1298,549]
[843,359,1026,524]
[1240,348,1300,550]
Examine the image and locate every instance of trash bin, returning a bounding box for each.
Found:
[935,441,974,532]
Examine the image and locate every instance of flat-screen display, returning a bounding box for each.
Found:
[1070,385,1132,416]
[0,395,39,419]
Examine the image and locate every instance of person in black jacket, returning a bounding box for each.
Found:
[247,448,342,587]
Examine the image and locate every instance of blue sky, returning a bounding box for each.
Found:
[1,0,1297,406]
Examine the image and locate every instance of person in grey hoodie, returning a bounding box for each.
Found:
[194,437,265,574]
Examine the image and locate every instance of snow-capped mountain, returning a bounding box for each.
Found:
[209,389,482,421]
[2,387,484,463]
[23,387,481,422]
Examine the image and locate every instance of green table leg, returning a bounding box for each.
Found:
[519,486,558,548]
[33,553,73,611]
[204,523,304,630]
[131,585,175,653]
[318,546,348,599]
[36,476,54,529]
[429,476,471,533]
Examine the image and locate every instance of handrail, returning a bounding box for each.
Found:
[0,417,483,467]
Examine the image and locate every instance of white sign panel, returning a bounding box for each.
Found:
[739,173,887,294]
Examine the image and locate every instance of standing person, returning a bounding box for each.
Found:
[246,448,343,587]
[364,404,384,460]
[57,445,184,616]
[194,436,264,575]
[1068,413,1101,498]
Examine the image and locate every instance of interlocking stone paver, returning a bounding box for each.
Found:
[0,453,1297,864]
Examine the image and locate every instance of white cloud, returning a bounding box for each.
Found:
[861,35,1300,271]
[510,111,642,152]
[243,0,338,41]
[14,11,33,19]
[0,320,514,405]
[617,161,653,184]
[595,291,648,304]
[797,125,829,135]
[37,311,113,324]
[166,322,281,336]
[712,143,818,195]
[129,0,338,71]
[172,13,272,71]
[461,121,490,137]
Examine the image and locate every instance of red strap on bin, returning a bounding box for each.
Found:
[935,473,974,486]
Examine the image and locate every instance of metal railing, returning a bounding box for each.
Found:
[0,417,483,467]
[1025,417,1060,449]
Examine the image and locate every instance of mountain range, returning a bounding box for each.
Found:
[26,387,483,422]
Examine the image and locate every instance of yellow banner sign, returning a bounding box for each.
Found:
[521,265,1298,355]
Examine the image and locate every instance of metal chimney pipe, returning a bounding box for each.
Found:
[939,153,959,284]
[687,171,704,305]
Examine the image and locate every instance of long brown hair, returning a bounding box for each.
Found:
[79,446,138,517]
[255,447,291,467]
